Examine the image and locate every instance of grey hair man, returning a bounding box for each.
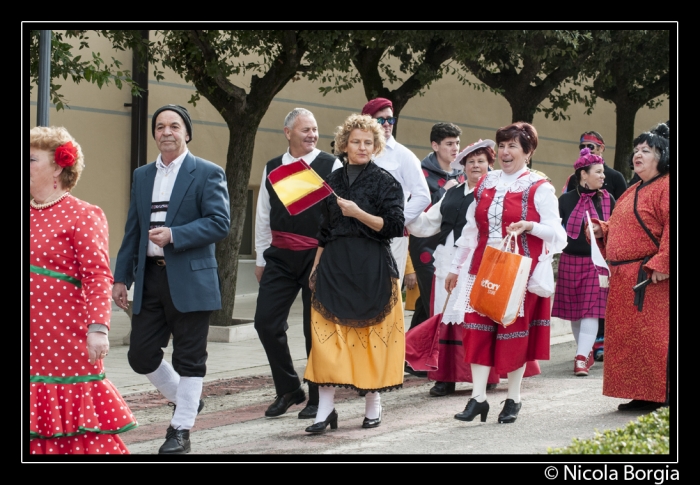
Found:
[253,108,342,420]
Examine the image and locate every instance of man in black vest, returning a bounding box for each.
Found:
[254,108,342,419]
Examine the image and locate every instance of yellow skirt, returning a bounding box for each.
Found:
[304,281,405,392]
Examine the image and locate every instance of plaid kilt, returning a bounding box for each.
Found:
[552,253,609,320]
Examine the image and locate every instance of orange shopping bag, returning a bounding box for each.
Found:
[470,233,532,327]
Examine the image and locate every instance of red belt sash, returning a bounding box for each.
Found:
[271,230,318,251]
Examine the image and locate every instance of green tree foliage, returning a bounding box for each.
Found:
[29,30,142,111]
[317,30,460,139]
[455,30,594,124]
[581,30,670,179]
[548,406,670,454]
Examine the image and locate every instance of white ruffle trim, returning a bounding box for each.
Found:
[481,170,544,194]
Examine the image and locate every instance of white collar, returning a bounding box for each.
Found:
[156,149,188,172]
[284,148,320,163]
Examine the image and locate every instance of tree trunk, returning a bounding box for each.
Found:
[210,118,259,326]
[612,99,640,182]
[180,33,305,326]
[510,103,537,125]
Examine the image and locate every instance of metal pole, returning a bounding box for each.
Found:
[127,30,149,184]
[36,30,52,127]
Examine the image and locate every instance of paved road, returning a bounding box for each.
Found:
[119,339,650,458]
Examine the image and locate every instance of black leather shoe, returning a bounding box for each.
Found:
[498,399,522,423]
[298,404,318,419]
[305,409,338,433]
[158,425,191,454]
[429,381,456,397]
[265,386,306,417]
[362,406,382,428]
[168,399,205,416]
[454,398,489,422]
[618,399,664,411]
[404,363,428,378]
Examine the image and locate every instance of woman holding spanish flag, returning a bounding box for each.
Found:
[303,114,405,433]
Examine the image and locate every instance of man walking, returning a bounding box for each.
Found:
[113,104,231,454]
[360,98,430,285]
[408,122,463,330]
[254,108,342,419]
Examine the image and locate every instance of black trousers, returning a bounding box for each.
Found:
[254,246,318,405]
[128,260,210,377]
[408,235,437,330]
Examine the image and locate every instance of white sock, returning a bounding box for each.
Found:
[506,364,527,403]
[365,392,381,419]
[171,376,203,430]
[146,360,180,403]
[470,364,491,402]
[576,317,599,358]
[570,320,581,347]
[315,386,335,424]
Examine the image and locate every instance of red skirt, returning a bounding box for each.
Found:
[462,291,551,374]
[29,433,130,455]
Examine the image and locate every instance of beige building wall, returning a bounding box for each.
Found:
[29,35,669,261]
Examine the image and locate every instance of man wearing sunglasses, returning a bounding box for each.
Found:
[563,131,627,200]
[360,98,430,289]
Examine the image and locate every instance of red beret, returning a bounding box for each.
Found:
[361,98,393,116]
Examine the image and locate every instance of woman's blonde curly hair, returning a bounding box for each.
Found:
[333,114,386,160]
[30,126,85,191]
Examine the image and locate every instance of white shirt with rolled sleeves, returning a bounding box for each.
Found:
[373,135,430,284]
[374,136,430,226]
[255,148,343,267]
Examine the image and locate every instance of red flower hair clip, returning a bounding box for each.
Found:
[54,141,78,168]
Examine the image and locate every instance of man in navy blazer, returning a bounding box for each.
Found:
[113,104,230,454]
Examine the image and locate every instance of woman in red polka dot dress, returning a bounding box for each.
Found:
[29,126,138,455]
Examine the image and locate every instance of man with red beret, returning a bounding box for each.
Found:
[361,98,430,287]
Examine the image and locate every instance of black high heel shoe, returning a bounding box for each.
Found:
[498,399,522,423]
[362,406,382,428]
[454,398,489,422]
[305,409,338,433]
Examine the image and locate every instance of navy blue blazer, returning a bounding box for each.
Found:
[114,152,230,314]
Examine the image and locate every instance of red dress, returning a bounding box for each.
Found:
[29,195,137,455]
[596,175,670,403]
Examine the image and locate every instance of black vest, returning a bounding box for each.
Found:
[265,152,336,238]
[438,184,474,246]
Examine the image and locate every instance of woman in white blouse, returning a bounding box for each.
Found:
[445,122,567,425]
[407,139,501,396]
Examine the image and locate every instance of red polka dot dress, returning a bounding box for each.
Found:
[29,194,137,455]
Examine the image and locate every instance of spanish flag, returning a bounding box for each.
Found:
[267,159,334,216]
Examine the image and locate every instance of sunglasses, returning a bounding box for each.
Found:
[579,143,598,151]
[376,117,397,125]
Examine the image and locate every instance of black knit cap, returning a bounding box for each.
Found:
[152,104,193,143]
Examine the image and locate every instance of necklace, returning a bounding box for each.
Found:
[30,191,69,210]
